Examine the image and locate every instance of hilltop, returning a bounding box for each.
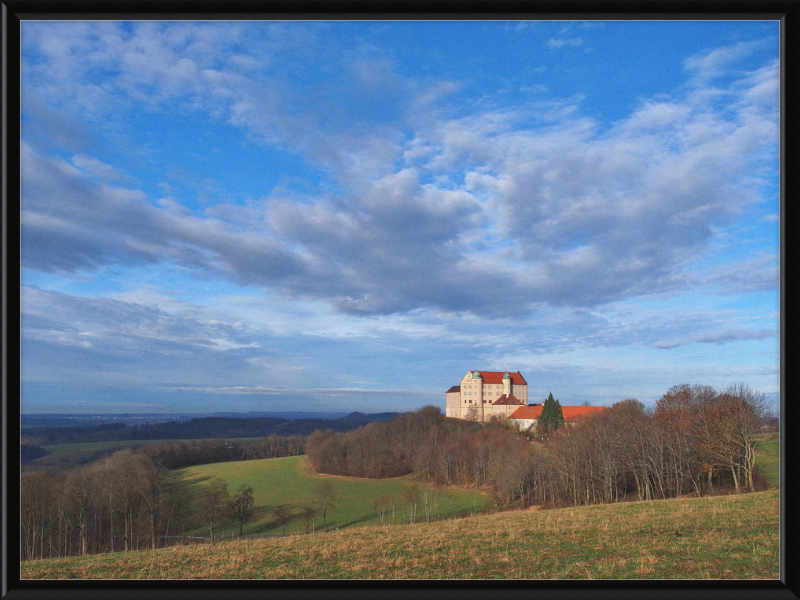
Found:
[21,488,778,579]
[22,412,402,446]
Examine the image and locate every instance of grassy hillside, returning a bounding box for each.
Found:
[178,456,488,535]
[21,488,779,579]
[756,435,779,487]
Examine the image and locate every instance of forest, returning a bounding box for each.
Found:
[19,435,311,560]
[308,383,773,507]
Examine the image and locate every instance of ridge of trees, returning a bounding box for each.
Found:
[308,383,772,509]
[22,413,402,446]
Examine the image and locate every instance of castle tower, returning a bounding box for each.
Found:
[472,370,484,421]
[503,372,511,397]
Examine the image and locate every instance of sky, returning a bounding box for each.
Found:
[20,20,780,415]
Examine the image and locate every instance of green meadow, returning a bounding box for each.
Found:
[756,435,779,487]
[178,455,488,535]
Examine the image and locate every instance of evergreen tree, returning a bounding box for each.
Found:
[537,392,564,434]
[552,396,564,430]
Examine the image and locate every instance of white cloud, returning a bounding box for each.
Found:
[21,29,779,322]
[547,37,583,49]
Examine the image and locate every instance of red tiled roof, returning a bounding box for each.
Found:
[446,385,461,394]
[492,394,525,406]
[472,371,527,385]
[508,405,607,421]
[561,406,607,421]
[508,405,543,419]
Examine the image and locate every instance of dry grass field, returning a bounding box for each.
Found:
[21,488,778,580]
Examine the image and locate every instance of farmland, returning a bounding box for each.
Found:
[21,487,779,579]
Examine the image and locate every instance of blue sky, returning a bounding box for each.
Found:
[20,20,780,414]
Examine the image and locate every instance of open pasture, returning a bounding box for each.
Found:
[177,455,488,536]
[21,488,779,579]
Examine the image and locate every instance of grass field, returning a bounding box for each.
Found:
[177,456,489,535]
[756,435,779,487]
[21,487,779,579]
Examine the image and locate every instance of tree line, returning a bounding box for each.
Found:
[20,434,306,561]
[309,383,772,510]
[144,435,308,469]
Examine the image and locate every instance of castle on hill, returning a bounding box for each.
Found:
[445,370,605,425]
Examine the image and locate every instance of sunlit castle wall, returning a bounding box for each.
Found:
[453,370,528,422]
[445,386,462,418]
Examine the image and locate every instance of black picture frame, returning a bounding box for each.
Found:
[3,2,797,599]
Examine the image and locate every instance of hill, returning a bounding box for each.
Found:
[177,455,488,535]
[22,412,403,446]
[21,488,779,579]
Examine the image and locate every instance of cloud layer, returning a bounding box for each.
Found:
[21,23,779,319]
[20,22,781,409]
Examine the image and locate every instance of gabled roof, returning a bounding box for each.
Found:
[446,385,461,394]
[561,406,607,421]
[508,405,607,421]
[492,394,525,406]
[470,371,527,385]
[508,405,543,419]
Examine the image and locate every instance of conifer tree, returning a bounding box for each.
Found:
[538,392,564,434]
[552,396,564,430]
[538,393,554,434]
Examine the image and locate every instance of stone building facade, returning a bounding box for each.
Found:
[444,370,528,422]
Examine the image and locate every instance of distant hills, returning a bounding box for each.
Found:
[21,411,403,446]
[20,411,355,428]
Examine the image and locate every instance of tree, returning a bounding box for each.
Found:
[63,468,93,556]
[402,484,420,524]
[134,453,165,550]
[301,504,317,534]
[537,392,563,435]
[552,397,564,430]
[272,505,292,535]
[724,383,767,493]
[314,481,338,532]
[197,478,229,542]
[373,493,394,526]
[229,484,254,536]
[465,405,480,422]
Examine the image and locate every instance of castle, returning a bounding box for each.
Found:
[445,370,528,421]
[445,370,606,425]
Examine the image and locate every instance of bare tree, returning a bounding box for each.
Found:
[63,468,93,556]
[272,505,292,535]
[402,484,419,524]
[229,484,255,536]
[197,478,229,543]
[373,493,394,526]
[313,481,338,532]
[723,383,768,492]
[301,504,317,534]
